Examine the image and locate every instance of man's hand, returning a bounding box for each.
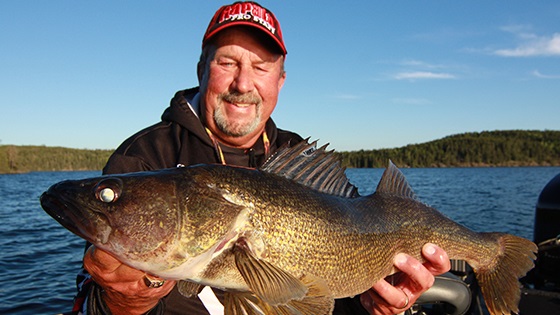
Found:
[360,243,451,315]
[83,246,176,315]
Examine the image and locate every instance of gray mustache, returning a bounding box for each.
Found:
[221,92,262,105]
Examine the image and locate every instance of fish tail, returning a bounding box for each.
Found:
[474,233,537,315]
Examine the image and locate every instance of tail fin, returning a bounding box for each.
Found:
[475,233,537,315]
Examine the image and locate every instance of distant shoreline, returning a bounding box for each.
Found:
[2,129,559,173]
[338,129,560,168]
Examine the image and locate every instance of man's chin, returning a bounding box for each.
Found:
[221,125,258,138]
[215,117,260,138]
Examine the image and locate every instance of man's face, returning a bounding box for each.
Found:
[199,27,286,148]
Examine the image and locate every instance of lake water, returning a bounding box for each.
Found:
[1,167,559,314]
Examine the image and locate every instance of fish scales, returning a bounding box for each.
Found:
[41,140,537,315]
[190,166,381,296]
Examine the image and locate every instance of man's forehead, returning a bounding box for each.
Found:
[212,46,282,65]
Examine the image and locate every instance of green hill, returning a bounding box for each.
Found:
[0,145,112,174]
[339,130,560,168]
[1,130,559,173]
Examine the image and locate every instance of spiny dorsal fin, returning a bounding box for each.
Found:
[375,160,417,200]
[260,138,358,198]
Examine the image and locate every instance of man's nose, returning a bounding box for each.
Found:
[232,66,255,93]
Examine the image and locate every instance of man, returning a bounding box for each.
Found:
[77,2,450,314]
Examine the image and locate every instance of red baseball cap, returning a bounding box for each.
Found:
[202,1,287,55]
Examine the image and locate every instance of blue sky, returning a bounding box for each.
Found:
[1,1,559,151]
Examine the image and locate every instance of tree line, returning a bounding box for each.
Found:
[338,130,560,168]
[0,145,112,174]
[1,130,559,173]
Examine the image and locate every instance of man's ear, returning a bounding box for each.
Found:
[278,70,286,91]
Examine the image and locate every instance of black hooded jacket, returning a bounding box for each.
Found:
[102,87,302,174]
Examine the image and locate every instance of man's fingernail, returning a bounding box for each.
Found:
[425,243,436,255]
[395,253,408,265]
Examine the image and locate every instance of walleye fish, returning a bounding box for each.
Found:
[41,140,536,315]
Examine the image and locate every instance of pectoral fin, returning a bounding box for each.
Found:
[224,291,266,315]
[177,280,204,298]
[231,239,334,314]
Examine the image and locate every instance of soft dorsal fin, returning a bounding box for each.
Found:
[375,160,418,200]
[260,139,358,198]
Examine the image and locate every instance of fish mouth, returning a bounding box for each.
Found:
[40,182,111,244]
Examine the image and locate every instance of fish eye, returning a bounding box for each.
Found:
[99,188,116,203]
[94,178,123,203]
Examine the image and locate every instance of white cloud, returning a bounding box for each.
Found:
[394,71,455,80]
[532,70,560,79]
[388,59,461,81]
[500,24,534,35]
[494,26,560,57]
[399,59,445,69]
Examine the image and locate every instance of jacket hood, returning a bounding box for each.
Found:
[161,87,210,144]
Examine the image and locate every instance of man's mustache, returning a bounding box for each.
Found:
[221,92,262,106]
